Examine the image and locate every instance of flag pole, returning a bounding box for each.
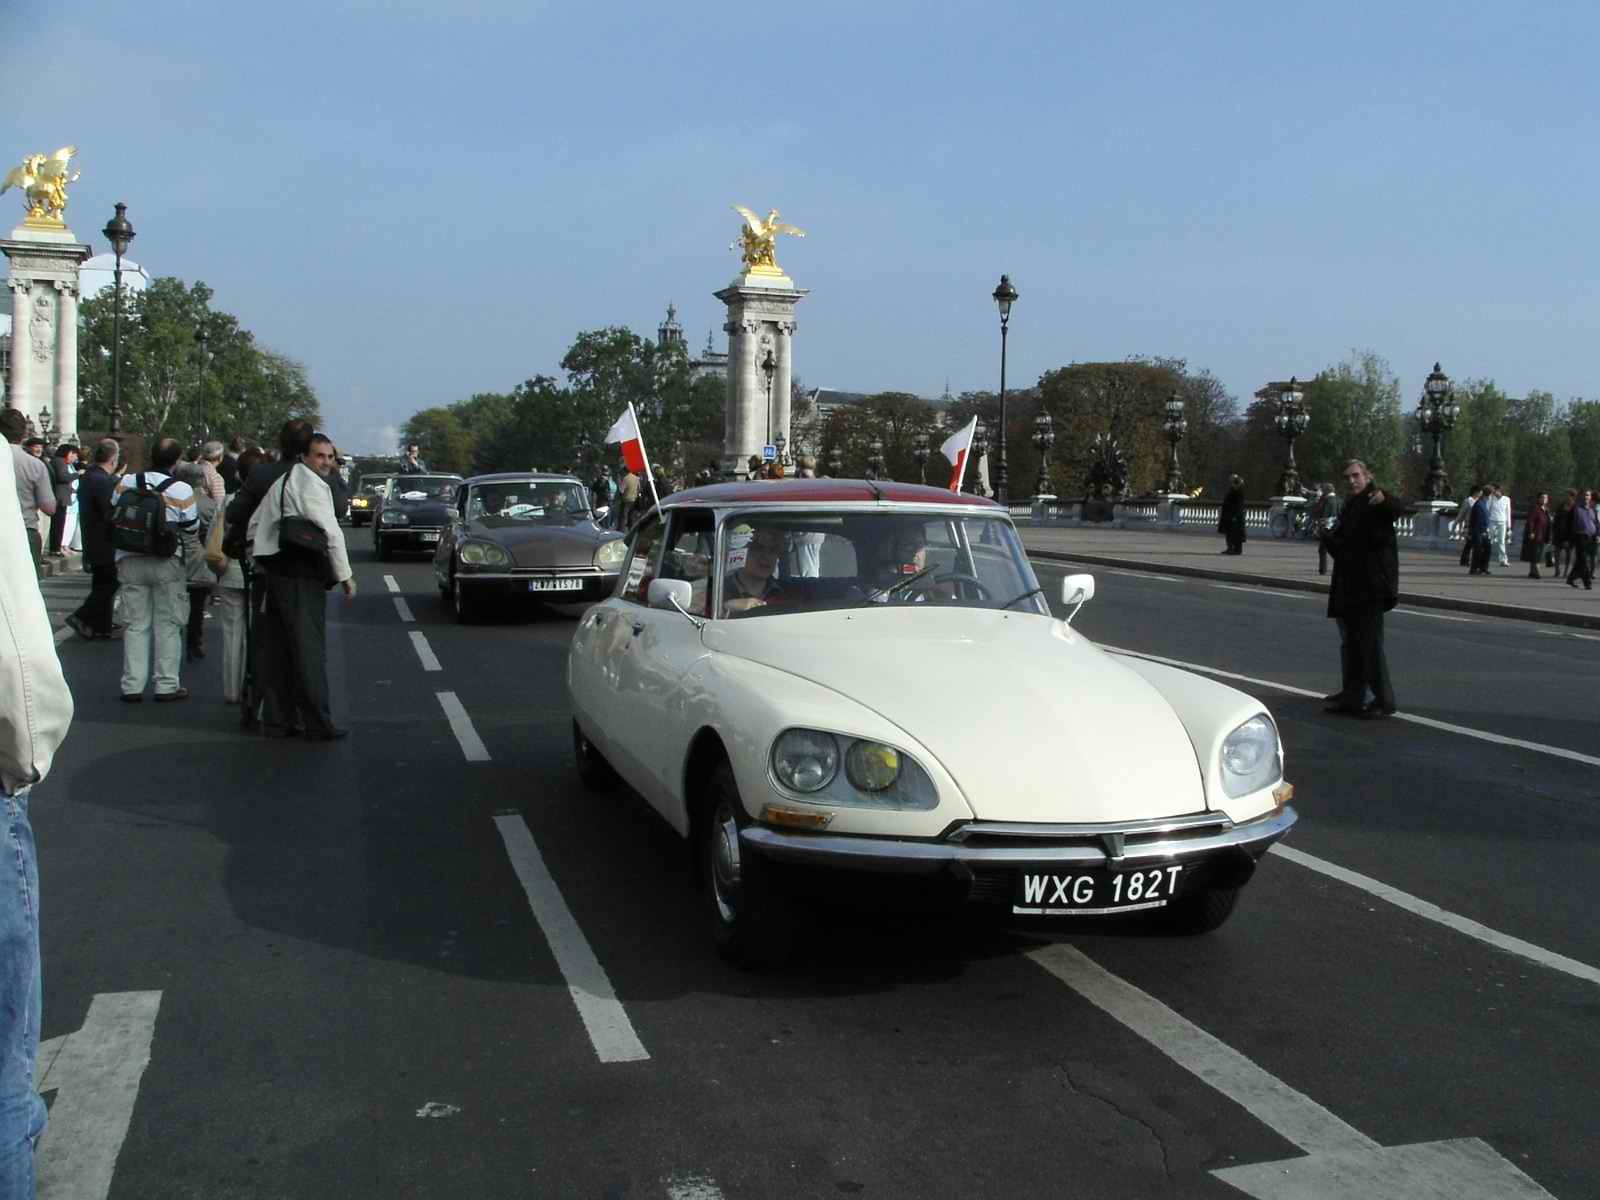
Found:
[952,415,977,492]
[632,401,662,511]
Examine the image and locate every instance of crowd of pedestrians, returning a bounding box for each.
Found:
[1457,483,1598,589]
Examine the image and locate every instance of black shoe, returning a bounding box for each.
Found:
[154,688,190,703]
[120,693,142,703]
[1570,579,1580,588]
[304,727,349,741]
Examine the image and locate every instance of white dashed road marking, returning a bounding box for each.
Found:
[436,691,490,761]
[1210,582,1315,599]
[1270,844,1600,989]
[492,815,649,1064]
[409,631,441,672]
[383,575,400,593]
[393,597,415,622]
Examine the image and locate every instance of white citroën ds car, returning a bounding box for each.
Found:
[567,479,1297,966]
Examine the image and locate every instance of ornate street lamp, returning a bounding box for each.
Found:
[102,203,135,435]
[1274,376,1309,496]
[1032,409,1055,496]
[758,334,776,451]
[826,444,843,477]
[1417,362,1459,501]
[970,421,989,496]
[1161,391,1188,494]
[866,437,886,481]
[912,431,930,485]
[774,428,789,468]
[991,274,1018,504]
[37,406,55,443]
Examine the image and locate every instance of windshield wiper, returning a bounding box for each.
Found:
[999,586,1044,611]
[869,565,937,602]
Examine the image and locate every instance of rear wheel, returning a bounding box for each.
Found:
[1161,885,1240,934]
[701,764,793,968]
[572,719,619,792]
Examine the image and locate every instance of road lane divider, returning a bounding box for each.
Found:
[1211,583,1315,600]
[436,691,490,761]
[1394,607,1476,622]
[1029,946,1553,1197]
[383,575,400,593]
[1269,844,1600,989]
[492,814,649,1064]
[1100,643,1600,769]
[393,597,415,622]
[410,631,441,672]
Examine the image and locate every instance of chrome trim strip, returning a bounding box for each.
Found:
[740,806,1297,875]
[458,570,608,581]
[944,812,1228,842]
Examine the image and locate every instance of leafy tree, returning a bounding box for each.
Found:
[1035,360,1183,497]
[1565,401,1600,492]
[1507,390,1573,501]
[1298,351,1404,492]
[401,407,477,474]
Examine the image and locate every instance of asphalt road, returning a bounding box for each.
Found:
[30,545,1599,1199]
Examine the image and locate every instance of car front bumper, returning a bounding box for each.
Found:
[377,527,446,548]
[457,570,619,602]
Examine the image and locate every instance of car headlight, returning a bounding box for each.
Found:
[770,728,937,810]
[352,497,369,508]
[593,539,627,570]
[771,729,839,793]
[1219,714,1282,798]
[380,510,409,526]
[459,541,509,567]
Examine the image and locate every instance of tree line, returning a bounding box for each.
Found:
[398,332,1600,505]
[75,277,320,448]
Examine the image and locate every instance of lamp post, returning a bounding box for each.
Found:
[970,421,988,496]
[774,429,789,469]
[1161,391,1188,494]
[194,324,212,442]
[102,203,135,435]
[759,334,776,452]
[912,431,930,485]
[1417,362,1459,501]
[1031,410,1055,496]
[866,437,885,481]
[1274,376,1309,496]
[991,275,1018,504]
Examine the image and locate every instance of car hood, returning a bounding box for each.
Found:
[389,500,452,524]
[702,608,1207,822]
[467,518,617,568]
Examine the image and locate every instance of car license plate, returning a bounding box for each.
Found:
[1012,865,1184,915]
[419,531,440,542]
[529,577,583,592]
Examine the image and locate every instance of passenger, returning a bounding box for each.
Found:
[723,526,786,615]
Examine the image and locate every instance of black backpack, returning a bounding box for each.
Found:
[110,472,179,557]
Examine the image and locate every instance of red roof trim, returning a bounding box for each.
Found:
[662,479,1002,507]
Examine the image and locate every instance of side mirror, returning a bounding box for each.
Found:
[1060,573,1095,626]
[647,578,693,612]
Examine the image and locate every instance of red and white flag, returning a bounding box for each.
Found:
[605,403,661,509]
[940,416,979,492]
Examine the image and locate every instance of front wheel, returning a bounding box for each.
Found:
[374,533,389,561]
[1161,885,1240,934]
[452,574,476,624]
[702,764,793,969]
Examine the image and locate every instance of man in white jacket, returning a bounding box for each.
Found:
[1489,483,1512,568]
[248,433,355,740]
[0,440,73,1197]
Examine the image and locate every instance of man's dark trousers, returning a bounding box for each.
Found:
[72,563,119,634]
[1337,611,1394,712]
[257,568,335,736]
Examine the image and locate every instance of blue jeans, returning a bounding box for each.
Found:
[0,785,43,1200]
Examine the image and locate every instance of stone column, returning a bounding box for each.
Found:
[721,318,742,473]
[6,279,29,412]
[53,280,78,440]
[774,320,794,455]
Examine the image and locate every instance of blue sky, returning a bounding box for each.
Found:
[7,1,1598,452]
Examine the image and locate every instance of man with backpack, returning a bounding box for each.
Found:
[112,438,200,702]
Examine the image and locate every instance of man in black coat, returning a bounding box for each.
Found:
[65,439,123,639]
[1217,475,1247,555]
[1321,459,1401,719]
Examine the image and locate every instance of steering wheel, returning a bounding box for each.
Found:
[906,571,992,602]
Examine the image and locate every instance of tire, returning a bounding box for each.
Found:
[374,533,389,561]
[701,763,793,968]
[1161,885,1241,935]
[452,574,475,624]
[572,719,619,793]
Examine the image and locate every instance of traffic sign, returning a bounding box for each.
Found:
[762,444,777,462]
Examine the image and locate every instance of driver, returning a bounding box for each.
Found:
[863,525,946,602]
[723,526,786,615]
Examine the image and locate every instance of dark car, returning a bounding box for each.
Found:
[348,473,394,527]
[374,474,463,560]
[431,472,626,621]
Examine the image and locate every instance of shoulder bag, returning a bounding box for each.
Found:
[278,464,330,556]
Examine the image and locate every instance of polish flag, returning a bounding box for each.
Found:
[940,416,979,492]
[605,402,661,510]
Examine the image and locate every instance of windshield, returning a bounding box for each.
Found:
[388,476,459,503]
[714,510,1046,619]
[359,475,393,495]
[466,481,590,522]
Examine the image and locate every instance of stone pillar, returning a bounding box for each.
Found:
[714,272,806,479]
[6,279,30,412]
[53,280,78,440]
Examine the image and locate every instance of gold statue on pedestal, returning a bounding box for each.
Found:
[732,204,805,275]
[2,146,80,226]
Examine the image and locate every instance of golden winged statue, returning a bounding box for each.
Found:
[2,146,81,224]
[731,204,805,274]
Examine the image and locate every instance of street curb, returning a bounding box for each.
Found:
[1025,549,1600,632]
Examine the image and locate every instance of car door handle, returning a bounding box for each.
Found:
[631,621,645,637]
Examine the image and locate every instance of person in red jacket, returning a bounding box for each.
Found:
[1520,492,1551,579]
